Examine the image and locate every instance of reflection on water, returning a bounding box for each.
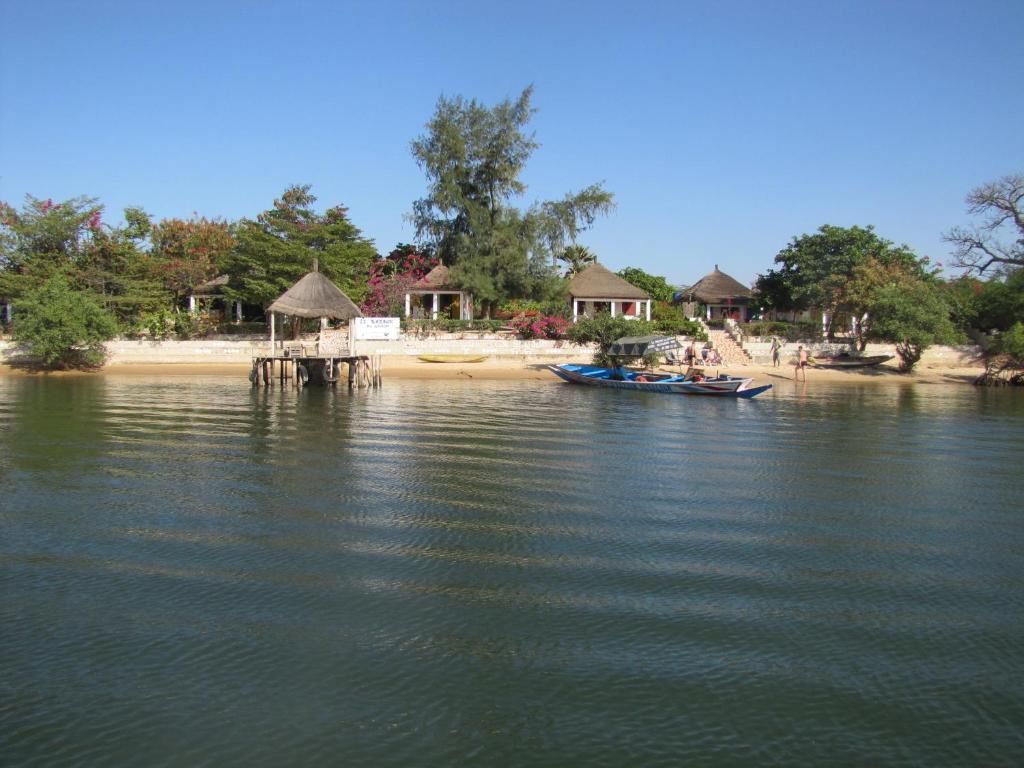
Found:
[1,376,1023,766]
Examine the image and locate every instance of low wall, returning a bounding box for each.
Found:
[742,339,983,367]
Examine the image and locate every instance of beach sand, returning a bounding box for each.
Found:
[0,356,985,385]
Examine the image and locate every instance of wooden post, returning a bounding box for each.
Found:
[348,360,356,389]
[269,311,275,356]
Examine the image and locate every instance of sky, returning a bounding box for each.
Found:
[2,0,1022,288]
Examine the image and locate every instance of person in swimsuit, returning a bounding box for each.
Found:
[796,345,808,380]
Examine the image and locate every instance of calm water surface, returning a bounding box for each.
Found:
[1,375,1022,766]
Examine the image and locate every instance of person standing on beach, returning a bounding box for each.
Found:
[770,336,781,367]
[796,345,808,380]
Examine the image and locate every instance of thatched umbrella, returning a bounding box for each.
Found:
[265,260,362,352]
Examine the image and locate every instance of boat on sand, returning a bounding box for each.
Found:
[418,355,488,363]
[809,353,894,369]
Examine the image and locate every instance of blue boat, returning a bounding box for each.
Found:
[547,364,773,398]
[548,335,772,398]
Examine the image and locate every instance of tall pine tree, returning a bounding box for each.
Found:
[223,185,377,309]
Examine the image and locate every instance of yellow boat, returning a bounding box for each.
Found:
[417,355,489,363]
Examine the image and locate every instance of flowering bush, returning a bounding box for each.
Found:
[509,312,569,340]
[361,244,439,316]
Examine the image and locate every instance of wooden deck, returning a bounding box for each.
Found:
[250,352,382,388]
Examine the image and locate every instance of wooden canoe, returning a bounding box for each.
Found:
[808,354,894,369]
[417,355,489,363]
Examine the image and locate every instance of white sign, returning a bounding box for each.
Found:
[352,317,401,341]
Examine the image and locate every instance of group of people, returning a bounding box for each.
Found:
[686,341,722,366]
[770,336,809,379]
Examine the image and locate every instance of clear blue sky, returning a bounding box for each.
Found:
[2,0,1022,288]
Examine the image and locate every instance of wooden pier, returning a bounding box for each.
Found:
[250,352,382,389]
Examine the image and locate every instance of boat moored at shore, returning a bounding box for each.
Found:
[547,364,772,398]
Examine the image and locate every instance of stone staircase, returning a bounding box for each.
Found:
[707,328,752,367]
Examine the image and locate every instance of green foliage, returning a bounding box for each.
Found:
[756,224,930,340]
[12,274,118,368]
[1,195,104,301]
[1,196,167,328]
[150,215,235,302]
[566,313,658,366]
[410,86,614,313]
[618,267,675,301]
[867,282,957,372]
[556,244,596,277]
[650,302,706,338]
[222,185,377,309]
[993,322,1024,361]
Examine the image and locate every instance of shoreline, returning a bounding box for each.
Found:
[0,357,985,385]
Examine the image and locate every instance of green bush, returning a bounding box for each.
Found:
[566,314,658,366]
[13,275,119,369]
[652,302,707,338]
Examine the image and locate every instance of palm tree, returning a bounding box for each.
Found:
[557,244,596,277]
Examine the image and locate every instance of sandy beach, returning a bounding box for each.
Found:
[0,356,986,385]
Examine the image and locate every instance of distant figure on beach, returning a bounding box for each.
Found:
[796,345,808,380]
[689,340,700,366]
[771,336,782,367]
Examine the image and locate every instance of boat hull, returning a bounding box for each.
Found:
[809,354,894,369]
[417,355,489,363]
[547,365,772,398]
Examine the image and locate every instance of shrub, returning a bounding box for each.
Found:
[13,275,119,369]
[567,314,658,365]
[509,313,569,339]
[652,303,707,338]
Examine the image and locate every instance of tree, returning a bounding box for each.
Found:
[944,173,1024,274]
[755,224,927,340]
[617,266,676,301]
[12,274,119,368]
[410,86,614,314]
[222,185,377,309]
[76,207,168,326]
[0,195,104,302]
[557,244,596,277]
[866,282,957,372]
[150,215,236,307]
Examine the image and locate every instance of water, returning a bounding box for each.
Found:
[1,375,1022,766]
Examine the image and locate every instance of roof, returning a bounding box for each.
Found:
[609,335,683,357]
[192,274,229,296]
[267,270,363,319]
[567,263,649,300]
[410,264,455,291]
[686,266,753,303]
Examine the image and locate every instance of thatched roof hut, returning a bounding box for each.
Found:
[268,269,362,320]
[567,263,649,300]
[685,266,752,304]
[567,263,651,321]
[405,264,472,320]
[410,264,454,290]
